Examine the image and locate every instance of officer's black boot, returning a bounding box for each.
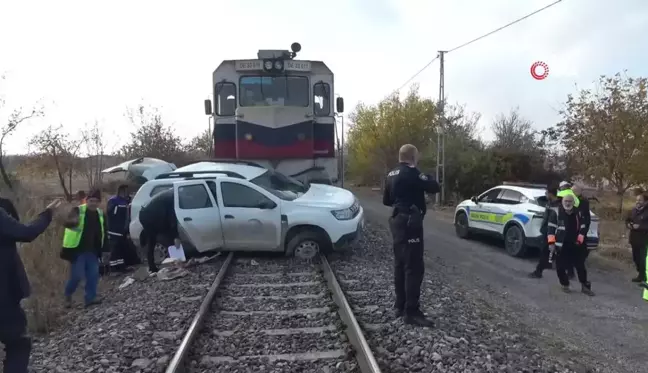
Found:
[528,270,542,279]
[581,282,595,296]
[403,309,435,328]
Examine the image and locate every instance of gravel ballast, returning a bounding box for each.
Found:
[24,219,600,373]
[328,221,591,373]
[28,257,224,373]
[187,257,360,373]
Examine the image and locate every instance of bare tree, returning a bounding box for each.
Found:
[29,125,82,201]
[80,121,107,189]
[491,107,537,152]
[185,129,212,156]
[0,74,45,189]
[120,104,183,160]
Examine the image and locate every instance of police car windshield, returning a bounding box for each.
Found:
[239,76,309,107]
[250,170,309,200]
[534,196,548,207]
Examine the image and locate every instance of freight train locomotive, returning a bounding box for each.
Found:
[204,42,344,184]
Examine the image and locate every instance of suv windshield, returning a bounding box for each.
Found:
[250,170,309,200]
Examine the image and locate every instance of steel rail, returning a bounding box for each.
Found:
[320,255,382,373]
[165,252,234,373]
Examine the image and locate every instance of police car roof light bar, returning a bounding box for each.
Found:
[502,181,547,189]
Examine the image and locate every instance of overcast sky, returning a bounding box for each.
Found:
[1,0,646,155]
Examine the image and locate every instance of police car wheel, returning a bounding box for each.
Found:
[504,225,526,257]
[455,212,470,239]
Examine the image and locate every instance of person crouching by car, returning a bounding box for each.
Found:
[626,190,648,284]
[139,188,182,275]
[61,189,107,308]
[547,193,595,296]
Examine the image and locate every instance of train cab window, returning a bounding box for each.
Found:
[215,82,236,116]
[313,82,331,116]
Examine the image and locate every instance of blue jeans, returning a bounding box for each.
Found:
[64,252,99,304]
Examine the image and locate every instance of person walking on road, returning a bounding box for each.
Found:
[567,184,591,279]
[626,191,648,283]
[61,189,107,308]
[0,198,61,373]
[383,144,440,327]
[529,186,560,278]
[139,188,181,275]
[547,193,594,296]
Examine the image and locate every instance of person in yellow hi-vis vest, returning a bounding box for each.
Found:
[557,181,580,208]
[61,189,107,309]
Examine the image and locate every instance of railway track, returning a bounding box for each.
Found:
[164,253,382,373]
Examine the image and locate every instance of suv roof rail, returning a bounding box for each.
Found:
[155,170,245,180]
[503,181,547,189]
[192,159,265,168]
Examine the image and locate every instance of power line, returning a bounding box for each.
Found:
[394,56,439,93]
[391,0,564,93]
[447,0,564,53]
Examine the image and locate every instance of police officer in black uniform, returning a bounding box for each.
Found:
[383,144,440,327]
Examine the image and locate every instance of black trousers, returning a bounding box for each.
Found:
[143,230,173,272]
[108,234,141,270]
[567,243,589,276]
[389,212,425,314]
[534,243,551,274]
[0,303,31,373]
[631,241,647,280]
[556,242,589,286]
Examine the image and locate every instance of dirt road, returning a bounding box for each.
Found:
[356,188,648,373]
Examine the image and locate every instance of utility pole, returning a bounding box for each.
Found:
[436,51,446,204]
[340,115,345,188]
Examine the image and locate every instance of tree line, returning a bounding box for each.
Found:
[345,72,648,212]
[1,76,210,200]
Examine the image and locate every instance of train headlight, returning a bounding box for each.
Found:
[274,60,283,70]
[263,60,273,70]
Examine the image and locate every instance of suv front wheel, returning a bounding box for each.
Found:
[286,230,330,260]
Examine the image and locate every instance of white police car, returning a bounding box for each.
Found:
[103,159,364,261]
[453,182,600,257]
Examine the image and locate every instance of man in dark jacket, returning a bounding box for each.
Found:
[0,196,20,221]
[626,191,648,283]
[547,193,594,296]
[529,186,560,278]
[567,185,591,279]
[106,184,140,271]
[139,189,181,275]
[0,198,60,373]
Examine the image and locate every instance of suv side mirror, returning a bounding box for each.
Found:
[336,96,344,113]
[204,99,213,115]
[258,200,277,210]
[471,196,478,203]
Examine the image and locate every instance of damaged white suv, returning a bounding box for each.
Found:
[103,158,364,260]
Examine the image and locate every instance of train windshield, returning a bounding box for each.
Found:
[239,76,309,107]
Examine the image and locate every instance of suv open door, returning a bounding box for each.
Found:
[172,180,225,253]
